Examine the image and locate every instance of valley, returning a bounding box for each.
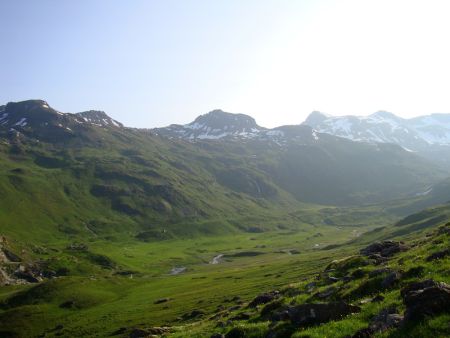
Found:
[0,100,449,337]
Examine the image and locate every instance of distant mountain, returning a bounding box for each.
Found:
[302,110,450,166]
[0,99,446,234]
[154,109,336,145]
[153,108,447,205]
[0,100,123,128]
[154,109,264,139]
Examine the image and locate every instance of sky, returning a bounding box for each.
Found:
[1,0,450,128]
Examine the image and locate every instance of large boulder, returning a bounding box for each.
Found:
[248,290,280,308]
[401,279,450,321]
[287,302,361,327]
[352,307,403,337]
[360,241,407,258]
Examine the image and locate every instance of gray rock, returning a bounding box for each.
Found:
[360,241,407,258]
[402,279,450,321]
[288,302,361,327]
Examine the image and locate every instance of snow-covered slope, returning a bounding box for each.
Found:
[302,111,450,166]
[408,114,450,145]
[303,111,450,147]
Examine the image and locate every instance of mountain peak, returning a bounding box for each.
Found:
[75,110,123,127]
[0,100,124,142]
[153,109,262,140]
[4,99,60,115]
[304,111,331,126]
[369,110,401,120]
[192,109,259,130]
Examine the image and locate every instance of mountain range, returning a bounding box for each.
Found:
[0,100,446,214]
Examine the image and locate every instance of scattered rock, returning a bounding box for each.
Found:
[260,300,286,319]
[342,276,353,283]
[182,309,206,320]
[437,223,450,235]
[327,276,340,284]
[228,305,241,311]
[225,327,247,338]
[66,243,88,251]
[211,334,225,338]
[426,249,450,261]
[368,268,392,278]
[370,307,403,331]
[351,269,366,279]
[287,302,361,327]
[169,267,186,275]
[401,279,450,321]
[305,282,317,292]
[128,327,171,337]
[366,254,387,265]
[400,279,439,298]
[325,256,368,276]
[14,270,40,283]
[129,328,149,338]
[154,298,170,304]
[147,327,171,335]
[114,270,136,276]
[358,298,372,305]
[371,294,384,303]
[248,291,280,308]
[230,312,251,321]
[403,266,425,279]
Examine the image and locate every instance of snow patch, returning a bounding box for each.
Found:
[14,118,27,127]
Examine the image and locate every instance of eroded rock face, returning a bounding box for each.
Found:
[401,280,450,321]
[360,241,407,258]
[287,302,361,327]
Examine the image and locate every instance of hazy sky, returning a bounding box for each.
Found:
[1,0,450,128]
